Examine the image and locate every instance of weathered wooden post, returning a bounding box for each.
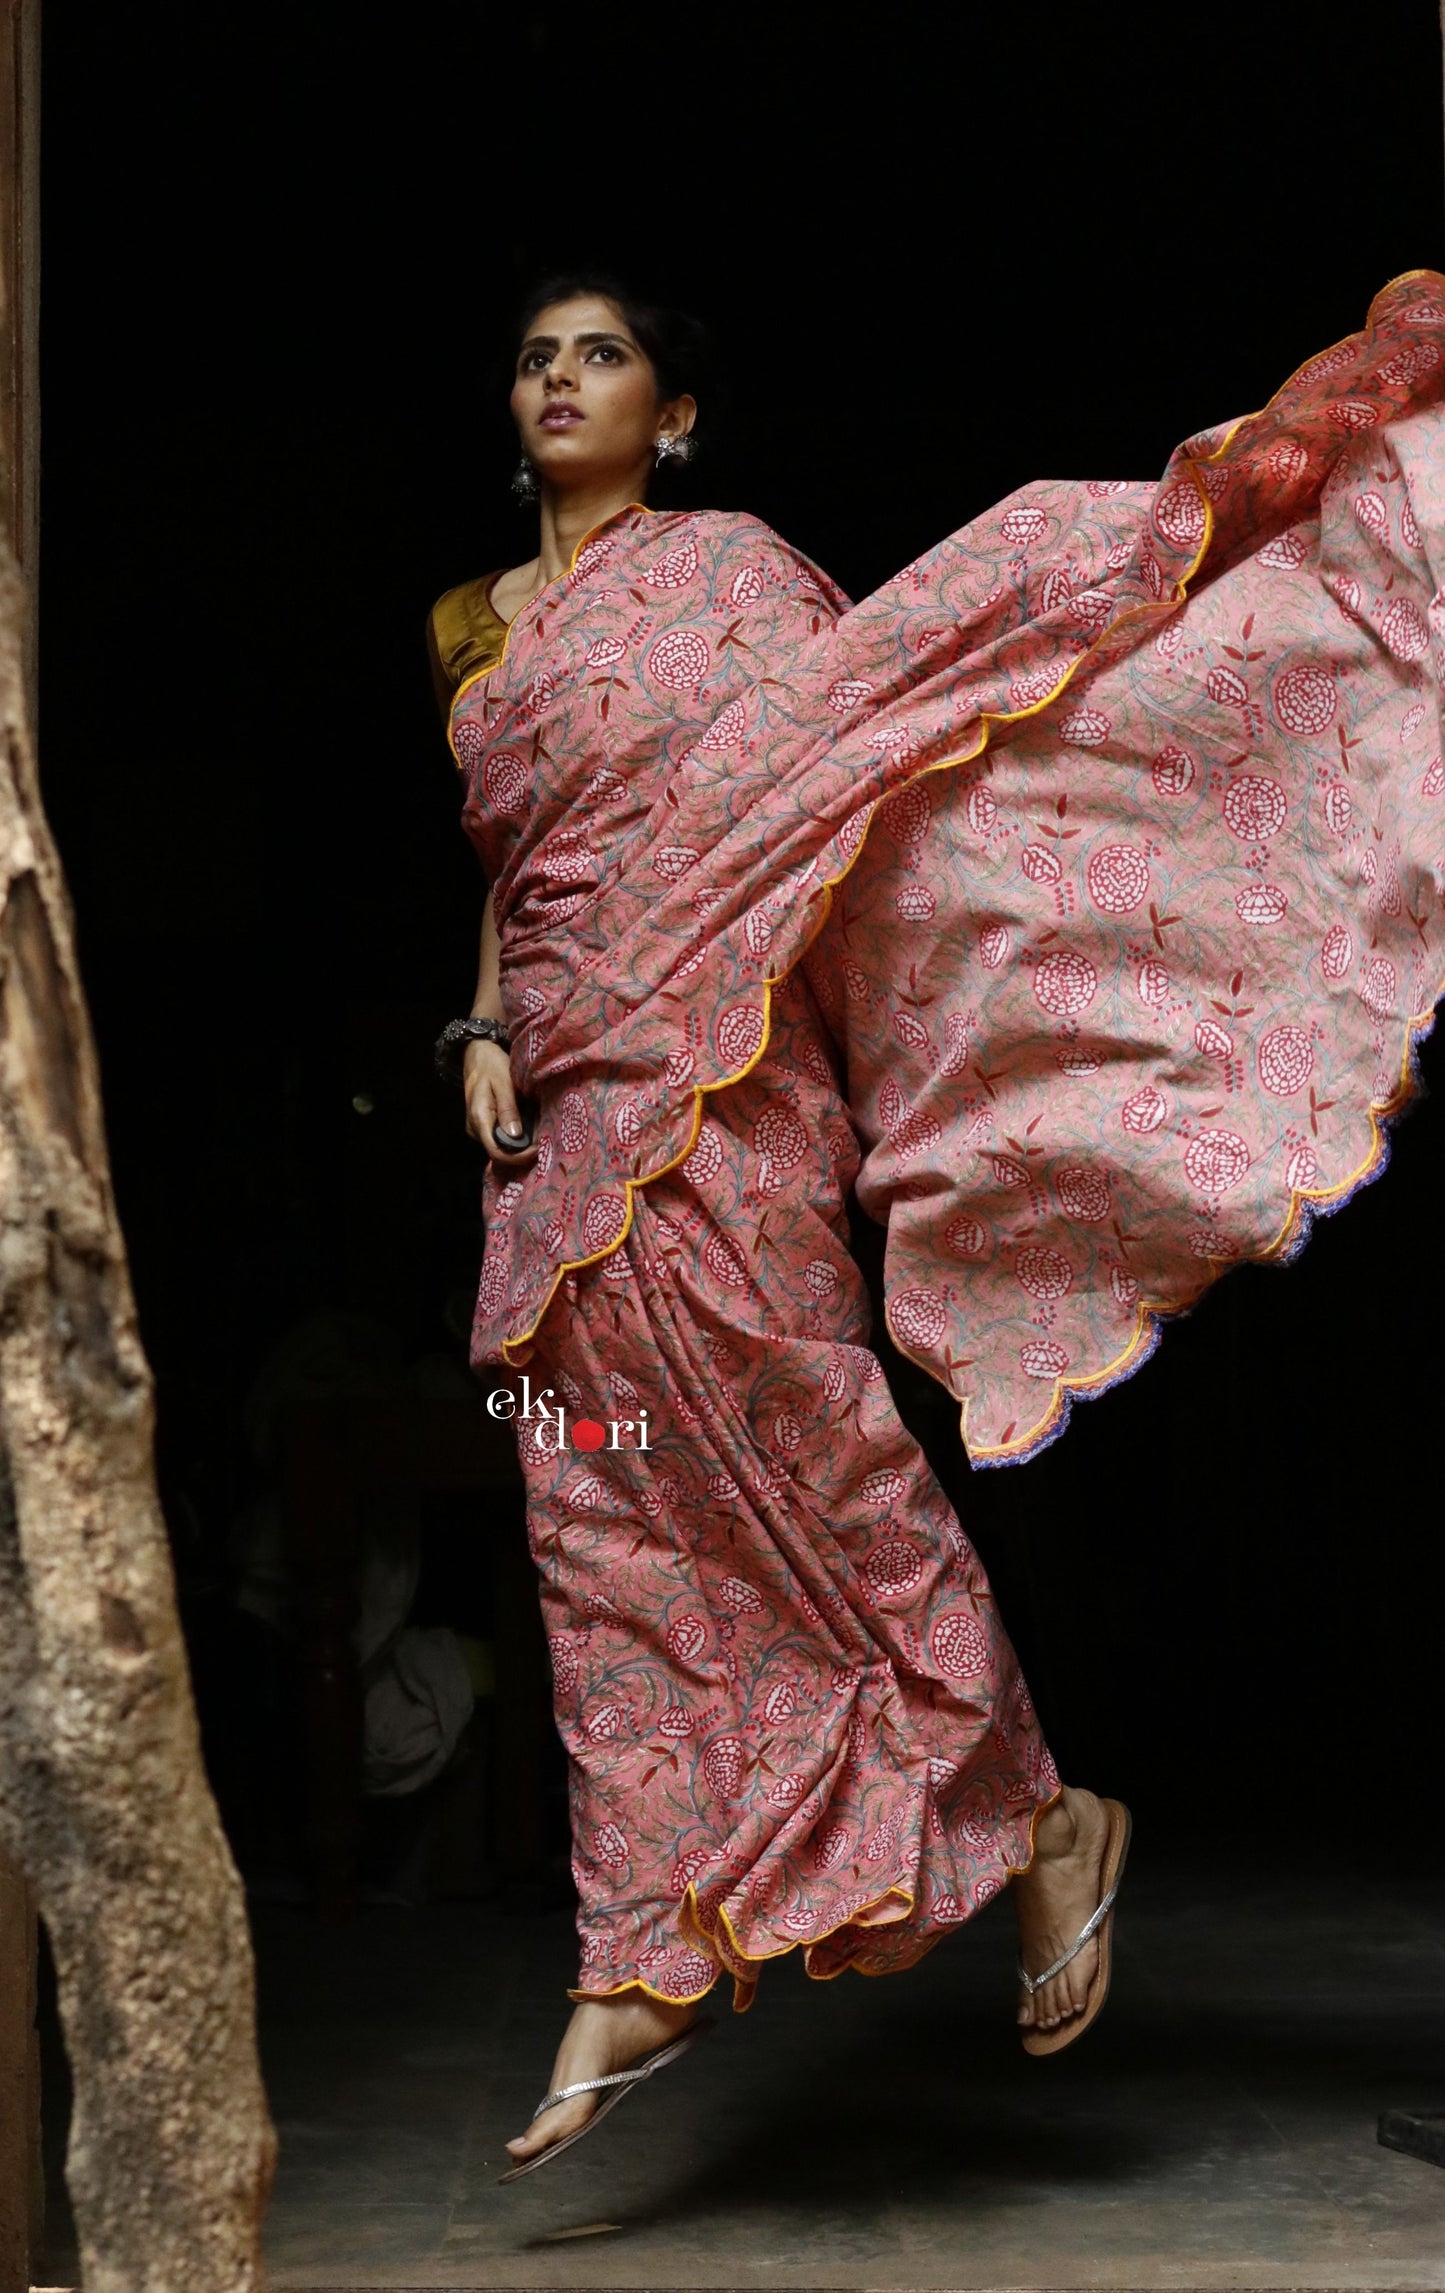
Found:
[0,11,41,2288]
[0,2,277,2284]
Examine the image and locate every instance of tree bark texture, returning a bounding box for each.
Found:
[0,537,275,2285]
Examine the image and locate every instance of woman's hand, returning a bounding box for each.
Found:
[463,1037,538,1170]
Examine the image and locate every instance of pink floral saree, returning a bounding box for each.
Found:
[447,270,1445,2001]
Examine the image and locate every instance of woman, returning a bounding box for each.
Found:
[431,268,1445,2176]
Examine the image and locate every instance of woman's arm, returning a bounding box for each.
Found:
[462,889,537,1169]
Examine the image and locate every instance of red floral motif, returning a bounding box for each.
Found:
[647,628,711,689]
[979,924,1010,969]
[1235,883,1288,926]
[1325,784,1353,835]
[646,539,700,590]
[1224,775,1287,841]
[753,1103,808,1170]
[1361,955,1398,1018]
[1033,949,1099,1015]
[702,1734,748,1798]
[1272,662,1336,734]
[890,1289,948,1347]
[766,1772,809,1809]
[1258,531,1308,569]
[1151,743,1196,796]
[701,699,747,751]
[1194,1018,1234,1060]
[1155,478,1207,549]
[1059,706,1111,747]
[481,749,528,814]
[1182,1128,1250,1193]
[1377,341,1441,384]
[896,883,936,920]
[1016,1245,1072,1299]
[828,677,875,713]
[718,1575,764,1614]
[1258,1024,1313,1095]
[582,1193,627,1251]
[1121,1085,1168,1133]
[1022,844,1062,884]
[1055,1165,1111,1222]
[666,1614,708,1664]
[1207,666,1249,707]
[682,1125,723,1184]
[859,1467,907,1508]
[1019,1338,1069,1378]
[1382,598,1430,660]
[931,1611,990,1678]
[864,1539,925,1598]
[814,1824,853,1872]
[717,1003,765,1064]
[1268,439,1308,481]
[558,1092,589,1154]
[1086,843,1150,913]
[966,784,998,834]
[1000,505,1047,545]
[654,1950,718,1998]
[945,1214,987,1256]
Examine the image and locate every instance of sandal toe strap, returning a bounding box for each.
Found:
[530,2059,653,2122]
[1016,1870,1121,1996]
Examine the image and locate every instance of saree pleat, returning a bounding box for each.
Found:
[512,970,1052,2005]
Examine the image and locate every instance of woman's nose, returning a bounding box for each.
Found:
[543,364,577,392]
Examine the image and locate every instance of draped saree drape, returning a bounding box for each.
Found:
[438,270,1445,2001]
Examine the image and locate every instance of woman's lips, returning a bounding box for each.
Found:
[539,405,583,430]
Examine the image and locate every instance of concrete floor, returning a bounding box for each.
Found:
[203,1844,1445,2291]
[34,1844,1445,2289]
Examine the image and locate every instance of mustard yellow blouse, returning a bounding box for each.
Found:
[428,573,509,723]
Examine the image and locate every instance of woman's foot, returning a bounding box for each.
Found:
[1011,1784,1110,2035]
[504,1991,700,2166]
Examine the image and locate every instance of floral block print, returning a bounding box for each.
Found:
[514,971,1053,2006]
[454,269,1445,1462]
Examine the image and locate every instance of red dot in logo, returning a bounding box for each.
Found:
[573,1418,607,1452]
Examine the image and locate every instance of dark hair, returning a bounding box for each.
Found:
[515,270,712,420]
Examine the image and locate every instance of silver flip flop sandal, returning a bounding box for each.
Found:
[496,2017,713,2183]
[1019,1797,1132,2057]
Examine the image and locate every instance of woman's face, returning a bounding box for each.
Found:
[511,295,694,495]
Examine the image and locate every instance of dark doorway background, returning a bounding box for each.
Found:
[36,0,1445,1870]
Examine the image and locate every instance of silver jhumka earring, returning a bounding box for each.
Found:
[511,455,539,504]
[654,433,696,468]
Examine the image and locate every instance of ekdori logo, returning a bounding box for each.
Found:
[486,1374,650,1456]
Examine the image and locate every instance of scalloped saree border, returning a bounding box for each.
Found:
[563,1784,1062,2011]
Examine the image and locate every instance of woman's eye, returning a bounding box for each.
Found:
[589,344,622,363]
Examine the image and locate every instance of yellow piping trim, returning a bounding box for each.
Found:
[564,1781,1065,2007]
[496,269,1445,1465]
